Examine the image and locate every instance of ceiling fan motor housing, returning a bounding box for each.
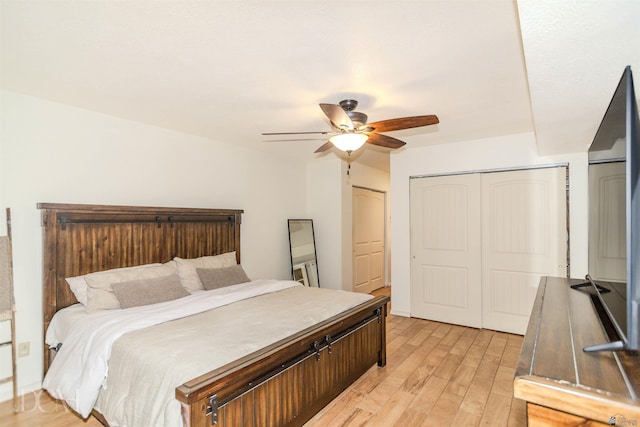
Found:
[346,111,368,127]
[339,100,368,127]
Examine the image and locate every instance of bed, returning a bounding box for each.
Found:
[38,203,389,427]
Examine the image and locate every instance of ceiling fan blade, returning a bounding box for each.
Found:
[319,103,354,130]
[314,141,334,153]
[262,131,332,135]
[365,133,407,149]
[263,137,328,142]
[367,115,439,133]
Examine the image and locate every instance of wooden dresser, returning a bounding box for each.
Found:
[514,276,640,426]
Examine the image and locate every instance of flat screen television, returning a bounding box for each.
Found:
[580,66,640,352]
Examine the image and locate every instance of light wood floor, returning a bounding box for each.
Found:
[305,287,525,426]
[1,287,526,427]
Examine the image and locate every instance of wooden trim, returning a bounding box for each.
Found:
[515,376,640,424]
[37,202,244,216]
[526,403,610,427]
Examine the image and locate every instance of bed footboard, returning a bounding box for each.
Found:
[176,295,389,427]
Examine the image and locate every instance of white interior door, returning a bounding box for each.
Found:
[352,187,385,294]
[589,161,626,282]
[481,167,567,334]
[410,174,483,328]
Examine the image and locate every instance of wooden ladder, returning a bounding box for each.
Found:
[0,208,18,412]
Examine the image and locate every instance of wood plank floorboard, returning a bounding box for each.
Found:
[0,286,526,427]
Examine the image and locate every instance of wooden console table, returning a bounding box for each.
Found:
[514,276,640,426]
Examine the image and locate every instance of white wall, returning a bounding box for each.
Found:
[307,158,391,292]
[0,90,307,400]
[307,157,345,290]
[390,132,588,317]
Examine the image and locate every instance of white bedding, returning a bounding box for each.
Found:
[43,279,301,418]
[43,280,374,427]
[45,303,88,347]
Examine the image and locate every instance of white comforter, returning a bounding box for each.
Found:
[42,279,301,419]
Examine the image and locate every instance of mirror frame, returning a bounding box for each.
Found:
[287,219,320,287]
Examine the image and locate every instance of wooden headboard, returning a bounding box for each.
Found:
[38,203,243,370]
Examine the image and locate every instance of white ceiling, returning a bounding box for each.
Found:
[1,1,639,172]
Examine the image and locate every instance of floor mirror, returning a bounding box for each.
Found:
[287,219,320,287]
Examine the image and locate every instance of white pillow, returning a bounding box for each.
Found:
[65,276,89,306]
[84,262,177,312]
[174,252,237,293]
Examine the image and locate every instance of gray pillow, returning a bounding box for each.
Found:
[196,265,250,290]
[174,252,237,293]
[112,274,189,309]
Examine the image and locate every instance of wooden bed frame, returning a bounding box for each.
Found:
[39,203,389,427]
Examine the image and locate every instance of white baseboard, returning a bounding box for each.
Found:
[0,380,41,404]
[390,309,410,317]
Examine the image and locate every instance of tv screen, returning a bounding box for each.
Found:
[585,66,640,352]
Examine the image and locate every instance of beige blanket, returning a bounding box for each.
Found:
[94,286,372,427]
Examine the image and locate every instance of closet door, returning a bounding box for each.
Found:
[588,161,626,282]
[352,187,385,294]
[481,167,567,334]
[410,174,482,328]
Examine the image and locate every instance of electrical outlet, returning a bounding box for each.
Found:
[18,341,30,357]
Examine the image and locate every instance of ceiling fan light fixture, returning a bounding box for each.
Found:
[330,133,368,152]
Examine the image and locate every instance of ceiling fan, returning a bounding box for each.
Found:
[262,99,439,154]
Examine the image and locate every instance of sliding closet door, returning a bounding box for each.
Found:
[410,167,567,334]
[410,174,482,328]
[481,167,567,334]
